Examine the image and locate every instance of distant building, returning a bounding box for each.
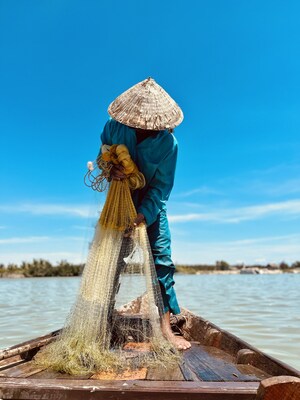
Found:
[266,263,280,270]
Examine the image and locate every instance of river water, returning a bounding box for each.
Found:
[0,274,299,370]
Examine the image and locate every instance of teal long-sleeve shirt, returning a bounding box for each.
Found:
[99,119,178,227]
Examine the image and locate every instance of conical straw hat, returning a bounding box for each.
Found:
[108,77,183,131]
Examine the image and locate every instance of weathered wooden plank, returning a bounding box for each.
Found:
[180,357,202,381]
[181,345,221,381]
[0,355,22,368]
[217,331,300,378]
[180,309,300,379]
[198,344,235,364]
[31,368,93,380]
[181,344,261,382]
[244,351,300,378]
[256,376,300,400]
[146,364,184,381]
[29,369,70,379]
[197,344,270,380]
[179,363,201,381]
[0,377,259,399]
[236,365,270,381]
[1,330,60,352]
[0,355,24,372]
[0,360,45,378]
[91,368,147,380]
[0,330,60,361]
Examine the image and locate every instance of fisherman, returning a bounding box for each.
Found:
[99,77,191,350]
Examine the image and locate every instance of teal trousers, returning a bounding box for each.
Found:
[147,207,180,315]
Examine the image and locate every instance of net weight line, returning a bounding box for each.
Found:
[108,236,134,323]
[107,231,164,347]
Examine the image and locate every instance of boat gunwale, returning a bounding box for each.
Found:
[0,376,260,399]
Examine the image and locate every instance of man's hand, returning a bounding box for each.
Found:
[110,165,126,181]
[123,213,145,237]
[133,213,145,227]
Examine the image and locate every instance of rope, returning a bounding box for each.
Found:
[85,144,145,231]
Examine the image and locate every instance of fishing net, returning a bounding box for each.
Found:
[34,144,179,375]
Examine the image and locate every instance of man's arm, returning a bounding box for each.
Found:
[100,120,113,151]
[137,138,178,226]
[97,119,126,180]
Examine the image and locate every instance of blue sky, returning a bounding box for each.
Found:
[1,1,300,265]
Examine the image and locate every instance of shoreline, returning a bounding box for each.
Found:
[189,269,299,275]
[1,268,299,278]
[1,259,299,278]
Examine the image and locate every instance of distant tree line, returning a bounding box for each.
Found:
[0,259,84,278]
[0,259,299,278]
[175,260,300,274]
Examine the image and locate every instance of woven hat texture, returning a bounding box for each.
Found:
[108,77,183,131]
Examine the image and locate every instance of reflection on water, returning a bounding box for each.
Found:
[0,274,299,370]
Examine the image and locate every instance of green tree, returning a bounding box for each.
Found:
[216,260,230,271]
[291,261,300,269]
[279,262,289,270]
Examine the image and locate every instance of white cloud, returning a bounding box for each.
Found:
[254,258,267,263]
[72,224,96,230]
[0,234,90,264]
[175,186,222,198]
[250,162,300,176]
[0,236,50,245]
[0,252,84,265]
[1,232,299,266]
[0,203,101,218]
[237,177,300,197]
[177,164,300,200]
[218,163,300,197]
[169,199,300,224]
[172,233,300,265]
[0,235,85,246]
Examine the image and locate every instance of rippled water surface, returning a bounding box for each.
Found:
[0,274,299,370]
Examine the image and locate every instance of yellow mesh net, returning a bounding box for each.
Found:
[34,144,179,375]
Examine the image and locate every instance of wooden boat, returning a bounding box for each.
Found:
[0,304,300,400]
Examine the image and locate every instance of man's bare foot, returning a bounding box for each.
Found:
[161,311,191,350]
[165,332,191,350]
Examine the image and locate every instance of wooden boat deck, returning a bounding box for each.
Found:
[0,308,300,399]
[0,342,270,382]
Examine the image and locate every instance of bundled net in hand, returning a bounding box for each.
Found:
[34,144,179,375]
